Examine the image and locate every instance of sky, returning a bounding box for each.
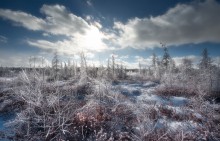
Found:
[0,0,220,68]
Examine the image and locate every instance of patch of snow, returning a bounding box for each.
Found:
[143,81,157,88]
[168,121,183,130]
[0,112,15,131]
[115,82,187,107]
[155,119,200,132]
[169,96,188,106]
[155,119,166,129]
[0,77,16,82]
[167,121,196,131]
[53,81,68,87]
[193,113,202,119]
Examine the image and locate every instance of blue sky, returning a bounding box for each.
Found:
[0,0,220,68]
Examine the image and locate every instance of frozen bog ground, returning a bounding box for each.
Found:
[0,73,219,140]
[115,82,208,132]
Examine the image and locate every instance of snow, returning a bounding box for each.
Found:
[169,121,183,130]
[112,81,206,132]
[0,112,15,131]
[169,96,188,106]
[0,77,213,139]
[137,90,188,107]
[143,81,157,88]
[0,77,16,82]
[193,113,202,119]
[153,119,200,132]
[167,120,199,131]
[113,81,190,108]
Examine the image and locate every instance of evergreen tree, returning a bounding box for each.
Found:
[182,58,192,69]
[181,57,193,75]
[107,58,110,77]
[80,52,87,76]
[162,47,171,70]
[139,62,142,74]
[152,53,157,68]
[67,59,72,77]
[64,62,68,79]
[199,48,212,70]
[198,48,213,94]
[152,53,158,78]
[52,52,60,80]
[112,54,115,77]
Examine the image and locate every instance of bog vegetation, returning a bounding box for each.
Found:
[0,48,219,141]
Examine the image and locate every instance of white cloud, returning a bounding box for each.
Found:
[135,56,153,67]
[211,56,220,66]
[120,55,129,59]
[0,35,7,43]
[39,4,90,36]
[0,5,90,36]
[0,52,50,67]
[42,33,50,37]
[0,1,220,68]
[27,26,108,54]
[0,9,46,31]
[85,15,92,21]
[109,53,118,58]
[114,0,220,49]
[85,52,95,59]
[86,0,93,7]
[172,55,199,66]
[0,4,110,55]
[119,60,138,69]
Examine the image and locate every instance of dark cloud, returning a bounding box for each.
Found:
[114,0,220,48]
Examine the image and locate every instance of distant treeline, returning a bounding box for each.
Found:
[0,66,139,77]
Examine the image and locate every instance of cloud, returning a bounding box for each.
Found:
[114,0,220,49]
[27,26,108,54]
[0,5,89,36]
[0,51,50,67]
[119,55,129,59]
[0,35,8,43]
[42,33,50,37]
[0,56,30,67]
[86,0,93,7]
[172,55,199,66]
[0,4,111,55]
[39,4,90,36]
[0,9,46,31]
[135,56,153,67]
[213,56,220,66]
[118,60,138,69]
[0,1,219,68]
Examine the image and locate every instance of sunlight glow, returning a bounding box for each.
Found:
[83,26,107,51]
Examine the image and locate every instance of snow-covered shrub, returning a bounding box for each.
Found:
[1,50,219,140]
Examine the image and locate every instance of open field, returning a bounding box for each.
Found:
[0,60,219,141]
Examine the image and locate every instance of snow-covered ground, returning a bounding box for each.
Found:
[0,112,15,132]
[0,77,16,83]
[113,81,206,132]
[115,81,188,106]
[0,76,219,140]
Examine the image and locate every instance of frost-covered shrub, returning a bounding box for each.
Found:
[1,62,219,140]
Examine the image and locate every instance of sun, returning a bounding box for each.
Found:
[84,26,107,51]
